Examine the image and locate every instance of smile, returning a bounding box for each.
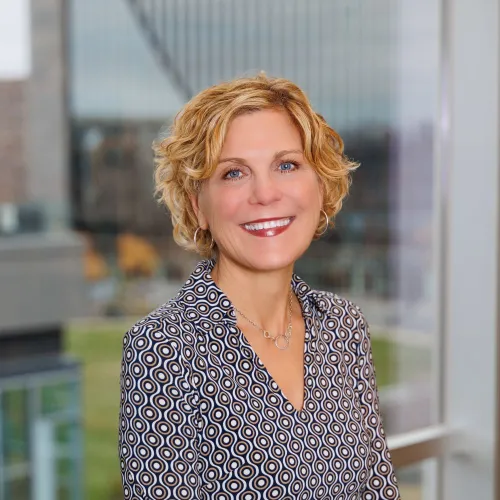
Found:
[240,217,295,237]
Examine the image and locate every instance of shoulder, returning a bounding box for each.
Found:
[313,289,367,321]
[311,289,369,339]
[120,299,195,394]
[122,296,193,355]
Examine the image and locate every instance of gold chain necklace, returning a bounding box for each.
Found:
[233,287,293,350]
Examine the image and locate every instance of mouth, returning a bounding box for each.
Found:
[240,216,295,237]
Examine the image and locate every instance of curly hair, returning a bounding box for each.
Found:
[153,72,359,258]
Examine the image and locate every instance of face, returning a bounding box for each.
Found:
[191,108,323,272]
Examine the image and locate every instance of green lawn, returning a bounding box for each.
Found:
[65,322,395,500]
[64,323,130,500]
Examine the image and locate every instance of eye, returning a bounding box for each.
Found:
[223,168,243,181]
[279,160,299,173]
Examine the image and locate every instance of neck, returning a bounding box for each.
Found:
[210,255,297,335]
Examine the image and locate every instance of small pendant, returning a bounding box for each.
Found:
[274,335,290,350]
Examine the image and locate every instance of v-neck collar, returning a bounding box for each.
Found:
[174,258,331,415]
[233,303,310,414]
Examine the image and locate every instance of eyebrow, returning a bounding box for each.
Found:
[218,149,303,165]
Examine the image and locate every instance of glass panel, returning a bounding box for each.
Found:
[385,2,440,435]
[40,381,78,417]
[396,458,438,500]
[1,388,30,466]
[293,0,442,436]
[55,423,80,500]
[4,476,31,500]
[55,420,78,448]
[57,480,72,500]
[56,456,75,482]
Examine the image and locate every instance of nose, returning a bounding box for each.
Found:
[248,172,283,205]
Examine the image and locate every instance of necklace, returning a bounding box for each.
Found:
[233,287,293,350]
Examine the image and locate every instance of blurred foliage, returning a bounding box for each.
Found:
[81,231,162,283]
[117,233,161,278]
[80,232,109,281]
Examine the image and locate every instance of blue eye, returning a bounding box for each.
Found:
[279,161,298,172]
[222,161,298,181]
[223,168,242,180]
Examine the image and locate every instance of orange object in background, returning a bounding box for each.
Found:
[117,233,161,278]
[79,232,109,281]
[85,249,109,281]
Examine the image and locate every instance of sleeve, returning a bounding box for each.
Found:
[355,305,401,500]
[118,319,200,500]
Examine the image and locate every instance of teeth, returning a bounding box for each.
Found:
[244,218,292,231]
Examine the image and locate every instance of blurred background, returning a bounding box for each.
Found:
[0,0,498,499]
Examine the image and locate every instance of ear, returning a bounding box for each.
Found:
[189,193,209,230]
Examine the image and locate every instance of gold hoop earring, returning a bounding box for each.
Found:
[193,227,214,249]
[318,209,329,236]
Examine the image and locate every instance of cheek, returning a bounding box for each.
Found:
[291,177,323,209]
[202,187,243,225]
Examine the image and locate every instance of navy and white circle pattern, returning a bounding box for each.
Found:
[119,258,400,499]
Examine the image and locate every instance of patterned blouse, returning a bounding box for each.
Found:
[119,258,400,499]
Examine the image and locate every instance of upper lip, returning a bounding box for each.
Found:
[241,216,294,225]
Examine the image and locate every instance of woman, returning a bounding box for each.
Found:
[119,73,400,499]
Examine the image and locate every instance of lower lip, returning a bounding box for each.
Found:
[240,218,295,238]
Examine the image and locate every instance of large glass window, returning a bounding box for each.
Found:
[69,0,443,496]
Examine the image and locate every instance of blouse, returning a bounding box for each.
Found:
[118,258,401,499]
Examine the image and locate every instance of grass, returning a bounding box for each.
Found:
[64,322,128,500]
[370,333,395,388]
[64,322,395,500]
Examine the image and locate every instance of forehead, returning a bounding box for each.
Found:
[220,109,303,156]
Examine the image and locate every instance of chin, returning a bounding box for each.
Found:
[220,231,314,271]
[245,247,307,272]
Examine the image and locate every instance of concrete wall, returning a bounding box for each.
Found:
[0,81,27,202]
[25,0,69,217]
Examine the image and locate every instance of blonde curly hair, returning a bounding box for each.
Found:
[153,72,359,258]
